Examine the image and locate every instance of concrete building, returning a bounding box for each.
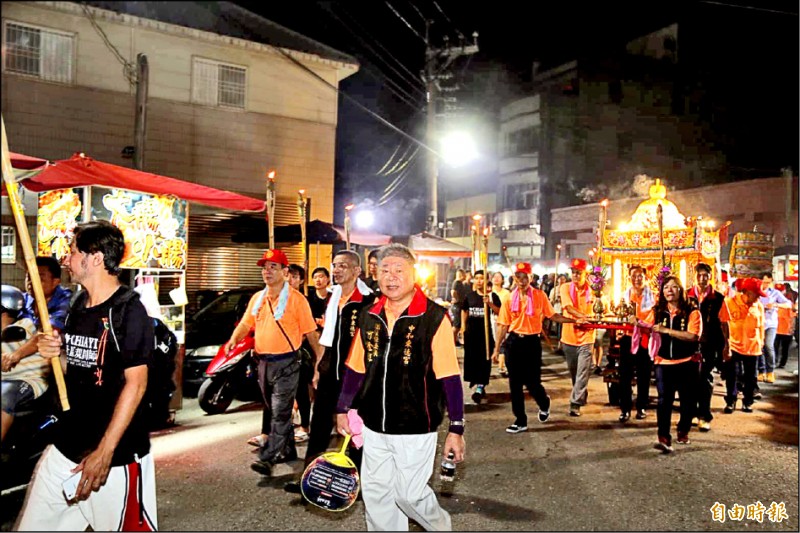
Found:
[449,19,795,267]
[1,1,358,296]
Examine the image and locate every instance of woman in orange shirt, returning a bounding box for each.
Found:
[649,276,702,453]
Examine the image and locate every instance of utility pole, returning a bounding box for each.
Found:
[423,23,478,234]
[133,53,148,170]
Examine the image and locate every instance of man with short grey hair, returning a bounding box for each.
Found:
[283,249,376,495]
[337,243,464,531]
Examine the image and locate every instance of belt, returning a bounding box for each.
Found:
[509,331,540,338]
[255,351,296,362]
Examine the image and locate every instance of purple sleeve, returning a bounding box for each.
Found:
[335,367,365,414]
[442,375,464,434]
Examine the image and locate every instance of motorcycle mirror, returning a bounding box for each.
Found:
[1,325,29,343]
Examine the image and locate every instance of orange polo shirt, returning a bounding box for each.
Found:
[559,282,595,346]
[654,309,702,365]
[497,288,554,335]
[240,286,318,354]
[345,316,460,378]
[718,294,765,356]
[777,306,796,336]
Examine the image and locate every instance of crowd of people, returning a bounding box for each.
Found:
[450,260,798,454]
[3,220,797,531]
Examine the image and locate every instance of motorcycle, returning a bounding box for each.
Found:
[1,325,60,493]
[197,329,261,415]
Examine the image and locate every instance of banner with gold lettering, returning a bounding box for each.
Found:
[91,187,187,269]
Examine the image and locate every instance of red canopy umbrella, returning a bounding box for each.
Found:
[9,151,48,171]
[3,152,265,212]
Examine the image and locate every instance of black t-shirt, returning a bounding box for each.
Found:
[307,290,330,331]
[463,290,489,331]
[451,280,469,305]
[55,287,154,466]
[365,277,381,295]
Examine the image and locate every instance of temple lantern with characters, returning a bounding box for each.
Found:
[599,178,729,304]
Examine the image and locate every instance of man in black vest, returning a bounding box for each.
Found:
[284,250,376,495]
[687,262,724,432]
[336,244,465,531]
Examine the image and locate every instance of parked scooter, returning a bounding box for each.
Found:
[197,329,261,415]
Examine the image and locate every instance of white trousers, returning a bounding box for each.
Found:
[17,445,158,531]
[361,426,451,531]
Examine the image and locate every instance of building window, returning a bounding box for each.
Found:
[3,21,74,83]
[504,183,538,211]
[192,58,246,109]
[1,226,16,264]
[504,126,540,157]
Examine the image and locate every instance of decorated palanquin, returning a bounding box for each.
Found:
[728,231,774,278]
[599,179,729,296]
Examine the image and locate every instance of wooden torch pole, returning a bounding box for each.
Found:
[1,116,69,410]
[482,222,491,361]
[297,189,308,277]
[344,204,354,251]
[266,171,276,250]
[657,203,666,267]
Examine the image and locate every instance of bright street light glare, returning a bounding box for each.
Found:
[355,210,374,229]
[441,131,477,167]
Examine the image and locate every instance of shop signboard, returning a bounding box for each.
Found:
[37,188,85,261]
[91,187,188,270]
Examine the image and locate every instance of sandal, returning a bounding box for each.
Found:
[247,434,267,447]
[294,430,309,443]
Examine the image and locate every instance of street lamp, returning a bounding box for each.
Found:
[441,131,478,168]
[355,210,374,229]
[427,130,478,234]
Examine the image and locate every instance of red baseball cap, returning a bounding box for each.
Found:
[735,277,767,298]
[570,258,587,272]
[257,249,289,267]
[514,262,532,275]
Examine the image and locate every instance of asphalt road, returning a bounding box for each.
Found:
[3,346,798,531]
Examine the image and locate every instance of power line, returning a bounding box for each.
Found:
[431,0,464,39]
[374,142,404,175]
[336,4,426,89]
[359,63,425,111]
[698,0,798,15]
[323,5,426,99]
[270,45,438,157]
[405,0,428,24]
[379,145,419,176]
[80,4,136,85]
[385,1,426,42]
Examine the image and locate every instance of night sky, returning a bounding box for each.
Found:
[241,1,799,232]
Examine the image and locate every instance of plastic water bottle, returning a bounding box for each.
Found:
[440,452,456,482]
